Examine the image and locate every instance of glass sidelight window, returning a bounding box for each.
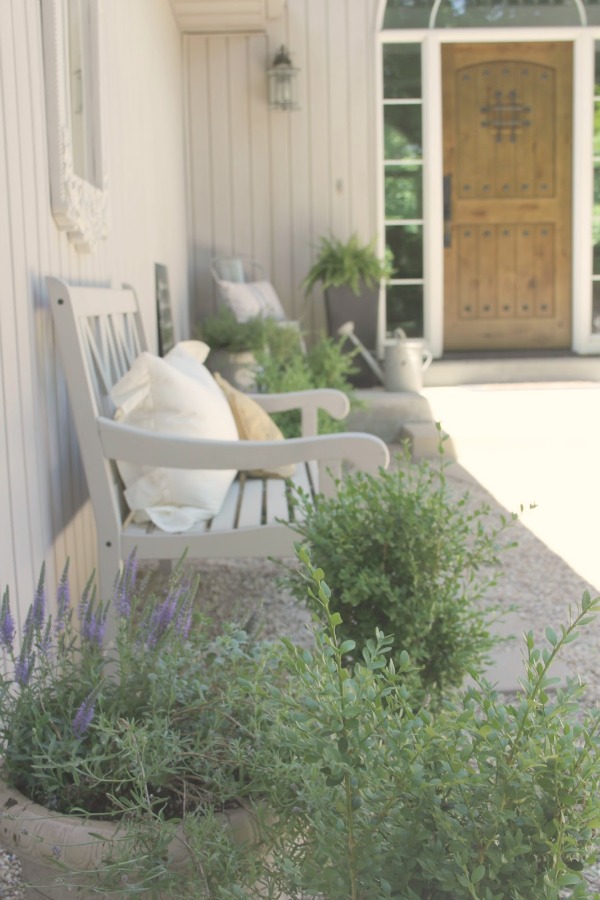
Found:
[382,43,424,337]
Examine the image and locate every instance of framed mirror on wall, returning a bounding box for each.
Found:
[41,0,108,252]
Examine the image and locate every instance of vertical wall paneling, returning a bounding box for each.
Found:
[186,0,380,338]
[348,1,376,239]
[209,38,236,263]
[0,0,189,639]
[26,0,76,594]
[2,0,383,640]
[0,6,20,627]
[247,35,272,283]
[186,36,214,319]
[229,38,253,257]
[0,0,40,632]
[268,7,295,315]
[327,0,351,238]
[304,0,331,333]
[186,33,272,325]
[288,0,311,323]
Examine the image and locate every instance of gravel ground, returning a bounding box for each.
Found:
[3,447,599,896]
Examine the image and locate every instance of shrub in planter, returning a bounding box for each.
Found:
[198,307,303,361]
[198,308,359,435]
[254,332,359,438]
[197,309,279,391]
[285,441,515,704]
[255,550,600,900]
[0,557,283,896]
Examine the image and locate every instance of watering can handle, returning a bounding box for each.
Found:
[391,328,432,371]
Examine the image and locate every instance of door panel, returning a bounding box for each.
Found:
[442,42,572,351]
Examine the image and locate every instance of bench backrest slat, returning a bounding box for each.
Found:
[48,279,147,537]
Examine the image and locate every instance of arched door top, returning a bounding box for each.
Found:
[378,0,590,29]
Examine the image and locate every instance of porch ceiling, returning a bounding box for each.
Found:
[170,0,286,33]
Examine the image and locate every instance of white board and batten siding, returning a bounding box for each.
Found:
[186,0,380,337]
[0,0,189,644]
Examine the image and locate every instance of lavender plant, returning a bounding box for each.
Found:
[0,555,281,826]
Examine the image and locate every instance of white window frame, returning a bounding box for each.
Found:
[41,0,109,252]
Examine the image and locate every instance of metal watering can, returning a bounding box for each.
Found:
[383,329,432,393]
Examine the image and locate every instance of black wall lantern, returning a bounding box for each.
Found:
[268,45,299,111]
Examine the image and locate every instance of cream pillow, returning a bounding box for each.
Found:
[214,373,295,479]
[164,340,218,391]
[110,352,239,533]
[219,281,286,322]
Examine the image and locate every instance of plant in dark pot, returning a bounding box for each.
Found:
[303,233,393,386]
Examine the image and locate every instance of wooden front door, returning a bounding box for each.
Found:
[442,42,572,351]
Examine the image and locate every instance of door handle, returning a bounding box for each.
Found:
[443,174,452,248]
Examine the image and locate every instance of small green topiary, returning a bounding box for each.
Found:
[286,440,515,704]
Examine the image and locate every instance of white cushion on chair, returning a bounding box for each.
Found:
[110,351,239,533]
[219,280,286,322]
[164,340,212,381]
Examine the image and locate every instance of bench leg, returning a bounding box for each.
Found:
[97,543,122,647]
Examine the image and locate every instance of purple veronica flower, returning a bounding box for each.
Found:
[0,589,16,651]
[55,561,71,633]
[32,565,46,632]
[81,609,106,648]
[148,576,196,645]
[72,694,95,738]
[146,586,183,648]
[175,596,193,642]
[39,619,52,656]
[14,651,35,686]
[78,576,93,623]
[21,607,34,645]
[79,583,107,648]
[114,552,138,620]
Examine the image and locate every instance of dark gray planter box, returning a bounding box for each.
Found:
[324,282,380,387]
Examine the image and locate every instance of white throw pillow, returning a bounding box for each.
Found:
[110,351,239,533]
[164,340,214,386]
[219,281,286,322]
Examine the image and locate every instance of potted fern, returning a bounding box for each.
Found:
[303,233,393,351]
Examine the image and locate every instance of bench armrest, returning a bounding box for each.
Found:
[97,418,389,474]
[246,388,350,437]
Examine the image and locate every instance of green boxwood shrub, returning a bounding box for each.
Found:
[286,443,515,703]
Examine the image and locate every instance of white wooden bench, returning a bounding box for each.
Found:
[47,277,390,603]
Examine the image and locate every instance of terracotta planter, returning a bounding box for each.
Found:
[0,780,259,898]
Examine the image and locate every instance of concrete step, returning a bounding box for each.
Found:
[424,353,600,387]
[346,389,455,459]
